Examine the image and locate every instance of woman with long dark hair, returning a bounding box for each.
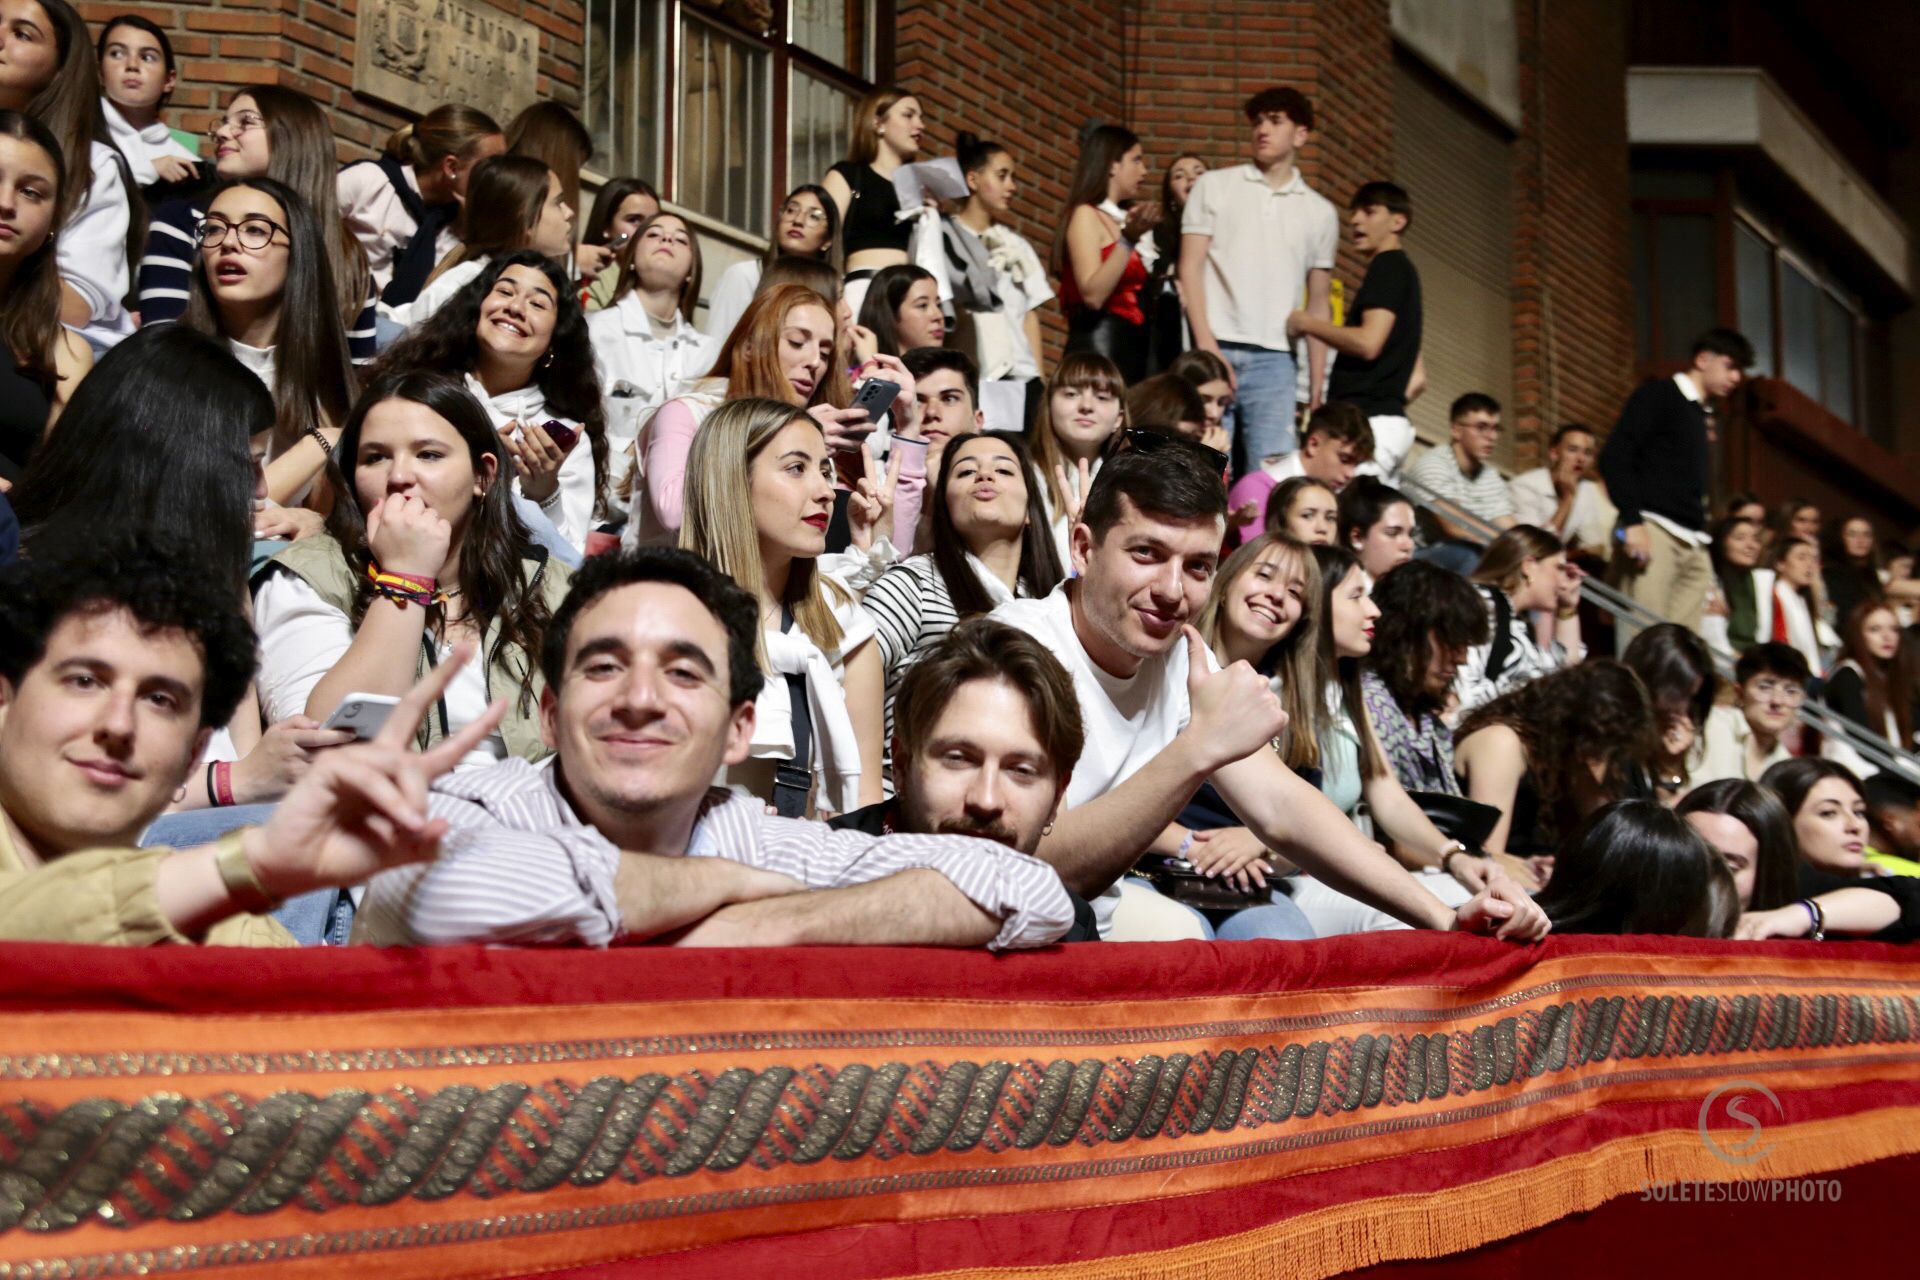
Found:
[578,175,659,310]
[943,132,1052,406]
[398,155,573,328]
[180,177,357,510]
[859,430,1063,785]
[706,183,839,343]
[680,396,888,814]
[15,325,358,813]
[856,262,946,357]
[1262,475,1338,546]
[1361,560,1488,795]
[1338,475,1417,581]
[1454,659,1658,860]
[0,109,88,481]
[1822,602,1915,765]
[1741,759,1920,940]
[375,249,608,553]
[504,101,591,231]
[337,103,504,306]
[587,210,713,450]
[254,369,571,769]
[1677,779,1799,913]
[1146,152,1204,372]
[141,86,375,358]
[823,84,925,311]
[0,0,135,352]
[1704,512,1764,654]
[1053,123,1156,382]
[1286,544,1523,934]
[1753,534,1831,673]
[1620,622,1716,798]
[1533,800,1735,937]
[1822,514,1882,624]
[94,14,196,192]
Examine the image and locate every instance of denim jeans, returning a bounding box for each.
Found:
[1219,342,1299,470]
[139,804,353,945]
[1118,876,1318,942]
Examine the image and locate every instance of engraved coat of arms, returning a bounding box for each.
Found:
[370,0,432,77]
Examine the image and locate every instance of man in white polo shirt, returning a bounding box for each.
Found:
[1179,86,1339,476]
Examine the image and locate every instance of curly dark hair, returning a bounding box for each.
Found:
[323,369,553,714]
[1365,561,1489,718]
[1457,659,1659,850]
[542,545,764,709]
[0,533,256,729]
[370,249,609,516]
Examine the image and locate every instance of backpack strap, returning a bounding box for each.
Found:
[1484,587,1517,685]
[376,155,455,308]
[771,606,814,819]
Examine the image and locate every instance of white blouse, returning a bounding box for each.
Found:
[386,256,487,331]
[465,374,596,553]
[252,569,508,773]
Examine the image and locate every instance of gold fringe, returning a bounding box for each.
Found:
[902,1105,1920,1280]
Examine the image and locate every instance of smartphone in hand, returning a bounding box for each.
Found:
[849,378,901,423]
[322,693,402,741]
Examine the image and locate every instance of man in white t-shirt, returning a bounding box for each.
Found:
[1179,86,1339,473]
[990,444,1549,943]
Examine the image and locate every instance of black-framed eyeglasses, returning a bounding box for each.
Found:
[1122,427,1228,475]
[195,215,288,252]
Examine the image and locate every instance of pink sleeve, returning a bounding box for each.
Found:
[643,400,701,535]
[1227,472,1276,547]
[889,436,929,554]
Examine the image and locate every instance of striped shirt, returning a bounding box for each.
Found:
[354,757,1073,950]
[137,198,380,361]
[859,554,1027,789]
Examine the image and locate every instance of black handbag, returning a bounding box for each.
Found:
[1406,791,1501,851]
[1134,854,1273,912]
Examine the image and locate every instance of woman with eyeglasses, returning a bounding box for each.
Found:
[0,0,135,352]
[180,177,356,512]
[586,210,713,458]
[140,87,377,361]
[706,184,839,346]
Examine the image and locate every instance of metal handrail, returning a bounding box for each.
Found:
[1392,472,1920,781]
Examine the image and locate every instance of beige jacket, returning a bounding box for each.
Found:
[0,811,294,947]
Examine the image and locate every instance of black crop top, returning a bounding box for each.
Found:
[830,160,912,255]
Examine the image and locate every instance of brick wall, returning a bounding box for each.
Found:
[79,0,585,165]
[1509,0,1635,467]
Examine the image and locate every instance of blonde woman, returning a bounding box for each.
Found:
[823,84,926,312]
[680,397,890,815]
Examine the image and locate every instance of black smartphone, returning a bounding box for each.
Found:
[849,378,902,422]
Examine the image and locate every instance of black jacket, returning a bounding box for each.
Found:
[1599,376,1710,533]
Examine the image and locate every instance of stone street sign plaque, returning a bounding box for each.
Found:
[354,0,540,121]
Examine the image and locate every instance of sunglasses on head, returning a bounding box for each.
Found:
[1122,427,1229,475]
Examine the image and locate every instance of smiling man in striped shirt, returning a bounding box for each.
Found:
[354,546,1074,949]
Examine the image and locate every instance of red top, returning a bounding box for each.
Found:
[1060,235,1148,325]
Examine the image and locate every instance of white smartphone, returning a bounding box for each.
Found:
[322,693,402,741]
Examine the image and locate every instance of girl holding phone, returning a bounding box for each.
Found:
[254,369,571,771]
[374,249,608,554]
[578,176,659,310]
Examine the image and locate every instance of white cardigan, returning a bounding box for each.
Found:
[465,375,596,553]
[586,292,715,457]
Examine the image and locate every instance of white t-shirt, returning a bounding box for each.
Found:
[989,583,1218,934]
[386,256,487,330]
[253,570,508,772]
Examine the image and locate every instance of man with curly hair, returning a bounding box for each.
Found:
[0,535,506,944]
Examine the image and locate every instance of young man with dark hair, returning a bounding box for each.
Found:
[1403,392,1516,573]
[0,539,504,944]
[1693,641,1808,784]
[1179,86,1339,472]
[1288,180,1424,480]
[900,346,984,499]
[356,547,1074,949]
[988,443,1548,943]
[1864,773,1920,871]
[1507,423,1614,551]
[1601,327,1754,635]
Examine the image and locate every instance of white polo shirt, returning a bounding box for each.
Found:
[1181,163,1339,353]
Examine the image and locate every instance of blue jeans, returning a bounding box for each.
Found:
[139,804,353,945]
[1219,342,1298,470]
[1121,876,1317,941]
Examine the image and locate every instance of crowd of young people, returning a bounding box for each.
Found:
[1,36,1915,952]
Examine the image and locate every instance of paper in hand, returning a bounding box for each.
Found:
[890,158,970,210]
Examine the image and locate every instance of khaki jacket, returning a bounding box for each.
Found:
[259,536,572,763]
[0,812,293,946]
